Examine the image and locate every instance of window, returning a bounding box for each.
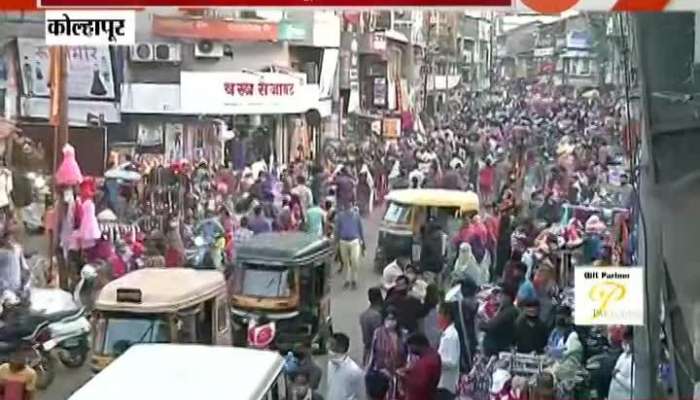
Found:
[232,265,296,298]
[579,59,591,75]
[100,316,170,356]
[383,202,411,224]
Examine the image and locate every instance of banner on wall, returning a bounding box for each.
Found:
[16,38,116,100]
[180,71,321,115]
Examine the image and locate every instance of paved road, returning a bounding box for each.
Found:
[38,207,385,400]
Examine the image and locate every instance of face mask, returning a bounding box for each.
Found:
[437,314,451,331]
[622,343,632,353]
[556,317,568,327]
[328,350,345,364]
[384,319,397,330]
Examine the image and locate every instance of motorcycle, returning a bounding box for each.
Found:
[41,308,90,369]
[0,319,56,390]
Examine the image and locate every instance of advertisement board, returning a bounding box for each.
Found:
[574,266,644,326]
[16,38,115,100]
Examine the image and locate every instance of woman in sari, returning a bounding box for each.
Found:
[367,308,406,400]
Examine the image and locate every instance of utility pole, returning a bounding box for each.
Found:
[48,46,69,290]
[422,11,433,113]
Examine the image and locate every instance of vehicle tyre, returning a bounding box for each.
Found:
[58,347,88,368]
[34,352,56,390]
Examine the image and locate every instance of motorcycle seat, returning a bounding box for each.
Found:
[35,309,81,323]
[0,341,18,352]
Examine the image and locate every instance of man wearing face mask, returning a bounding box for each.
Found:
[479,282,519,357]
[399,333,441,400]
[326,333,364,400]
[436,303,461,400]
[513,298,548,354]
[608,327,634,400]
[545,306,582,363]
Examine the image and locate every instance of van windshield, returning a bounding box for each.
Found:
[98,316,170,356]
[231,265,296,298]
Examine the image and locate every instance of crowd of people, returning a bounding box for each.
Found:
[322,82,641,400]
[0,78,643,400]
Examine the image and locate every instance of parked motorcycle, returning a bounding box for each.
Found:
[0,319,56,390]
[41,308,90,368]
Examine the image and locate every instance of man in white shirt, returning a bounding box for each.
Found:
[326,333,365,400]
[437,303,461,400]
[382,256,409,291]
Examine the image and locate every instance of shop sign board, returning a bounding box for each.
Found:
[180,71,319,115]
[153,15,277,42]
[278,20,310,42]
[574,266,644,326]
[372,32,386,52]
[533,47,554,57]
[16,38,115,100]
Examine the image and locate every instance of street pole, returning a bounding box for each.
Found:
[422,14,432,113]
[48,46,69,290]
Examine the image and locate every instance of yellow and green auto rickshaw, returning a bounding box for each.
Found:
[229,232,334,354]
[374,188,480,273]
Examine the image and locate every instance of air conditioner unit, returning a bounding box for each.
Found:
[195,40,224,58]
[131,43,154,62]
[153,43,181,63]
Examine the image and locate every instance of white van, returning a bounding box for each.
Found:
[69,344,287,400]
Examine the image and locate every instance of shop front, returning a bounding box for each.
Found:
[11,38,121,176]
[120,83,225,167]
[179,71,327,167]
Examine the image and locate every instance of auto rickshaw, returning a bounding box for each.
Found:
[228,232,334,354]
[90,268,231,373]
[374,188,480,273]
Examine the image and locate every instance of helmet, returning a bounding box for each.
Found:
[80,264,99,280]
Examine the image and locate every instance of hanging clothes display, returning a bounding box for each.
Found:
[55,144,83,186]
[0,167,13,217]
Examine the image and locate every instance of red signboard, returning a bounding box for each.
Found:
[152,15,278,41]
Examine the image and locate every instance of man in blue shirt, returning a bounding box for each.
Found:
[248,205,272,235]
[335,206,365,290]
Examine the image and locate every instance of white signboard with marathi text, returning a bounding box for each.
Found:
[180,71,320,115]
[17,38,116,100]
[574,266,645,326]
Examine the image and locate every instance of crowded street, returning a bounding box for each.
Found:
[0,7,692,400]
[36,209,384,400]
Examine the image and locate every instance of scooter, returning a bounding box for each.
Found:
[41,308,90,369]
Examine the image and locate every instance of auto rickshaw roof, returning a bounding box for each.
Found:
[68,344,284,400]
[236,232,334,267]
[95,268,225,313]
[385,189,480,212]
